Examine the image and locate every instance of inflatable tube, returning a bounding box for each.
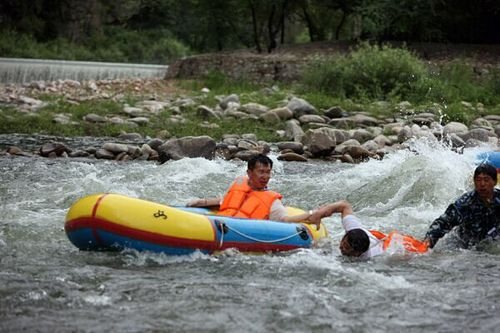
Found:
[65,193,328,255]
[476,151,500,184]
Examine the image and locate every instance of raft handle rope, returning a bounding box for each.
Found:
[214,220,310,248]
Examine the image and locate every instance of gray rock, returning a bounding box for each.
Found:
[330,129,351,144]
[68,150,89,158]
[242,133,258,141]
[238,139,259,150]
[464,138,482,148]
[324,106,347,119]
[199,122,220,129]
[222,137,239,145]
[135,100,167,113]
[225,109,254,119]
[345,146,371,160]
[53,114,77,125]
[102,143,129,154]
[129,117,149,125]
[83,113,107,123]
[118,132,143,141]
[277,152,307,162]
[269,107,294,121]
[277,142,304,154]
[299,114,326,124]
[472,117,493,128]
[95,148,115,159]
[373,134,392,147]
[383,123,404,135]
[258,111,280,123]
[220,94,240,110]
[397,125,413,142]
[286,97,317,117]
[241,103,269,116]
[108,116,127,125]
[362,140,379,152]
[460,128,491,142]
[147,138,164,151]
[484,115,500,123]
[350,114,379,127]
[156,130,171,139]
[328,118,356,129]
[138,144,154,160]
[7,146,32,157]
[284,120,304,142]
[175,98,196,111]
[352,128,373,143]
[302,128,337,156]
[232,150,261,161]
[448,133,466,148]
[334,139,361,155]
[443,122,468,136]
[339,154,355,164]
[123,106,144,117]
[197,105,220,119]
[157,136,216,162]
[40,142,71,157]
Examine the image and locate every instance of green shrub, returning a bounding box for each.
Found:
[302,44,428,101]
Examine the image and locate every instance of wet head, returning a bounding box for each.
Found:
[340,229,370,257]
[247,154,273,191]
[473,164,497,202]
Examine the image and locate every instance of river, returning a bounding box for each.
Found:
[0,138,499,332]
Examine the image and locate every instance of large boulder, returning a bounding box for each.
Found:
[443,122,468,136]
[39,142,71,157]
[157,136,216,162]
[301,128,337,156]
[286,97,317,118]
[277,141,305,154]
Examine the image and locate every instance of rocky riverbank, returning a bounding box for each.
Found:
[1,78,499,163]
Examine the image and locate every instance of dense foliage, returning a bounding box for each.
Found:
[302,44,500,107]
[0,0,499,63]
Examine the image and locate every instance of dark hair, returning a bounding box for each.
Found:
[474,163,497,183]
[341,229,370,256]
[248,154,273,170]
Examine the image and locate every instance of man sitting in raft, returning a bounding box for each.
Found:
[187,154,321,228]
[310,200,428,258]
[423,163,500,249]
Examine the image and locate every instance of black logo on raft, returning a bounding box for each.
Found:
[153,210,168,220]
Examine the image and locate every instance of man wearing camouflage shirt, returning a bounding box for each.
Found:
[424,163,500,248]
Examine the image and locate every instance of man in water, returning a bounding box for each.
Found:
[310,200,428,259]
[423,163,500,249]
[188,154,320,226]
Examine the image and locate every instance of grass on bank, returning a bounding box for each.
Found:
[0,98,286,142]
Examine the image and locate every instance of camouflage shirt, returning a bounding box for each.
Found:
[425,188,500,248]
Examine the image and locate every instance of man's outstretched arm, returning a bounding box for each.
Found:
[310,200,354,220]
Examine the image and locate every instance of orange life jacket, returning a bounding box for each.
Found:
[218,176,282,220]
[369,230,429,253]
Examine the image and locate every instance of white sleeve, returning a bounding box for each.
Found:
[269,199,288,221]
[342,214,363,231]
[342,215,385,259]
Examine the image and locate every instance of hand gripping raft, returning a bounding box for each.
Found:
[65,193,328,255]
